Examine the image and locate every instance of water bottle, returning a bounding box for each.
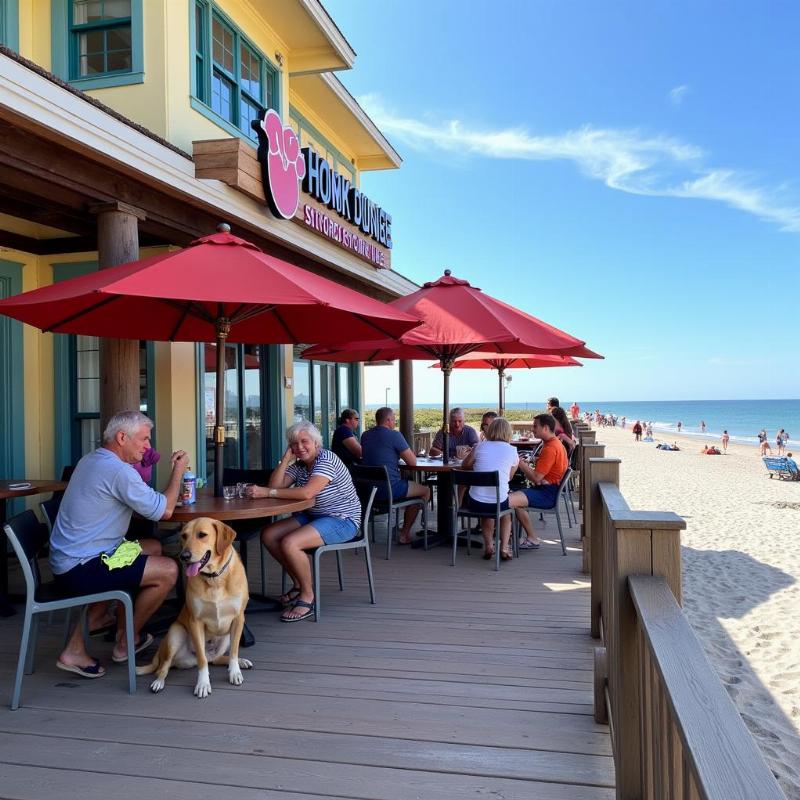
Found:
[182,469,197,505]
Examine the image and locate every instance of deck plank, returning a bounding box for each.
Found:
[0,511,614,798]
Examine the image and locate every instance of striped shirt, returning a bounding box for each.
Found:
[286,449,361,525]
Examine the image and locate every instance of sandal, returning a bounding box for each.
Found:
[280,599,315,623]
[111,633,154,663]
[518,539,541,550]
[482,550,495,561]
[56,657,106,679]
[279,587,301,607]
[500,550,513,561]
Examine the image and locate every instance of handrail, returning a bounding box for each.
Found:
[630,575,785,800]
[580,442,786,800]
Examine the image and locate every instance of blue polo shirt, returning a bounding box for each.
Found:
[360,426,410,485]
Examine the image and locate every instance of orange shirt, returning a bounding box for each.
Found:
[535,437,568,485]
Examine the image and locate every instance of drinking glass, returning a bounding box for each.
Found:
[237,482,253,499]
[222,485,237,500]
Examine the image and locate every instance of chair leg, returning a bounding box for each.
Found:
[451,509,459,567]
[121,595,136,695]
[25,614,40,675]
[313,551,321,622]
[364,542,377,605]
[564,493,573,528]
[11,610,34,710]
[336,551,344,591]
[421,501,429,551]
[495,518,501,572]
[555,509,567,555]
[385,502,394,561]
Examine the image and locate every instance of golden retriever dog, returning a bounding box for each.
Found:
[136,518,252,697]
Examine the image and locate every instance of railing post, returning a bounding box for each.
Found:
[580,429,596,445]
[580,443,605,573]
[603,505,685,799]
[587,456,617,635]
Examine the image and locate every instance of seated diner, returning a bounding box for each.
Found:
[252,421,362,623]
[429,407,479,458]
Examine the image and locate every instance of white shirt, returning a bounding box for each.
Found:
[468,440,519,504]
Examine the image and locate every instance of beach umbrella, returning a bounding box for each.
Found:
[0,227,420,494]
[430,352,582,415]
[304,270,602,461]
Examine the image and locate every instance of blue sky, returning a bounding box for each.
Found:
[325,0,800,405]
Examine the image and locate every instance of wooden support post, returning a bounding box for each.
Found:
[91,201,146,432]
[580,429,596,444]
[399,360,414,448]
[588,457,618,637]
[580,443,605,574]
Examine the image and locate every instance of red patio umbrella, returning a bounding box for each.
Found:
[0,228,420,493]
[431,352,582,415]
[304,270,602,461]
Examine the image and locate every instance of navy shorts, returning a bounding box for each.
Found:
[521,483,560,508]
[54,553,148,598]
[375,479,409,502]
[463,494,510,514]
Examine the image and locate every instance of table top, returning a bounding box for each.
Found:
[170,490,313,522]
[402,457,463,473]
[511,439,541,448]
[0,479,67,502]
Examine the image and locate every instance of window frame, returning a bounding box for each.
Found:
[51,0,144,90]
[0,0,19,51]
[191,0,279,144]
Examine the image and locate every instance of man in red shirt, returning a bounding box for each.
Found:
[510,413,568,549]
[570,401,580,420]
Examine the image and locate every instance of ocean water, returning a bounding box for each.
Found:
[411,399,800,448]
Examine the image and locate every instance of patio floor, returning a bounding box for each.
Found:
[0,510,614,799]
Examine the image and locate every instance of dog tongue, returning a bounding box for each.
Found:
[185,561,202,578]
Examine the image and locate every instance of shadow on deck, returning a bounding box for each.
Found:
[0,511,614,800]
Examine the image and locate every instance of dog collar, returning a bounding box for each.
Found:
[200,551,234,579]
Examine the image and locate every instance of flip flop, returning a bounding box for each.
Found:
[518,539,541,550]
[111,632,154,663]
[56,657,106,679]
[279,587,301,607]
[280,599,315,623]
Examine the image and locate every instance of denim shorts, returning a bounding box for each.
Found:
[521,483,559,509]
[375,479,409,502]
[293,512,359,544]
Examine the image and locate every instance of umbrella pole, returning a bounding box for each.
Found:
[498,367,505,416]
[441,359,453,465]
[214,318,231,497]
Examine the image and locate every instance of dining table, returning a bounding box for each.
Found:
[0,479,67,617]
[401,457,463,547]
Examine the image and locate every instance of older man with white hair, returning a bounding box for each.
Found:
[50,410,189,679]
[429,407,479,458]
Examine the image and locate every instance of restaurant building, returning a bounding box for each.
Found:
[0,0,416,491]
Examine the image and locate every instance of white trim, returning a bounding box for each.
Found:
[320,73,401,168]
[298,0,356,69]
[0,52,417,298]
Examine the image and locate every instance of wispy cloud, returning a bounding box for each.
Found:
[361,94,800,233]
[669,84,689,105]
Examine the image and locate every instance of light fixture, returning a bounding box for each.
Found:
[275,52,284,67]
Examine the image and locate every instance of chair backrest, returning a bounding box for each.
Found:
[3,510,48,594]
[52,464,76,501]
[222,468,272,486]
[40,497,62,534]
[452,469,501,488]
[556,467,573,493]
[351,464,392,502]
[353,482,378,538]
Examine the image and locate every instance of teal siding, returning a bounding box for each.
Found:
[0,0,19,50]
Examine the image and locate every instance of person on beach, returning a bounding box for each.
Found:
[777,429,788,456]
[785,453,799,480]
[721,430,730,453]
[700,421,706,433]
[570,401,580,420]
[621,416,626,429]
[677,421,682,433]
[632,421,643,442]
[758,429,772,456]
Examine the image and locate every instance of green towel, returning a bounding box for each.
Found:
[101,540,142,570]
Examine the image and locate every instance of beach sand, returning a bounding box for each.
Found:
[597,424,800,797]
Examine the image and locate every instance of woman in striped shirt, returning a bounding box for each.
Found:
[249,421,362,623]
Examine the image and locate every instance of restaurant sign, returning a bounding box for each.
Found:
[252,110,392,268]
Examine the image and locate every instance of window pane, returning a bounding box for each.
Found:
[211,71,234,122]
[327,367,337,444]
[73,0,130,24]
[103,0,131,19]
[293,360,310,422]
[195,4,204,49]
[203,343,241,473]
[138,343,149,414]
[212,17,234,74]
[338,365,349,411]
[107,26,130,50]
[106,48,131,73]
[240,44,260,97]
[75,336,99,413]
[80,418,101,456]
[240,96,262,141]
[313,364,322,430]
[243,345,262,469]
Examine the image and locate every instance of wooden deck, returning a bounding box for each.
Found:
[0,513,613,799]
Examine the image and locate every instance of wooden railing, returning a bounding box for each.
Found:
[578,435,785,800]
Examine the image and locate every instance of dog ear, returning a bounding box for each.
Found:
[214,521,237,557]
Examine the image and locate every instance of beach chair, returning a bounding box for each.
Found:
[762,457,798,480]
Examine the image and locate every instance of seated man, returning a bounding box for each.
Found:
[360,407,430,544]
[786,453,799,479]
[49,410,187,678]
[429,407,479,458]
[509,413,568,548]
[479,411,498,441]
[331,408,362,470]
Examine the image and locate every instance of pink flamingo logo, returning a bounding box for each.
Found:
[258,109,306,220]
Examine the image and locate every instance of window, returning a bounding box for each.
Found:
[193,1,277,142]
[70,0,132,79]
[0,0,19,50]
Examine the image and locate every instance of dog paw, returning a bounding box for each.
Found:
[150,678,165,693]
[229,666,244,686]
[239,658,254,670]
[194,680,212,698]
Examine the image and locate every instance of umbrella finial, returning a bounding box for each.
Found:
[444,268,451,277]
[216,222,231,233]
